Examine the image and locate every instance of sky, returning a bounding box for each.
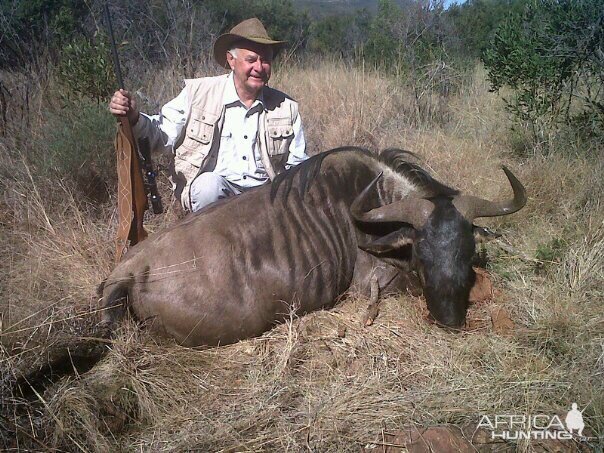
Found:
[444,0,467,7]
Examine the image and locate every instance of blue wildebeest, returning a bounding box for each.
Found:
[99,147,526,346]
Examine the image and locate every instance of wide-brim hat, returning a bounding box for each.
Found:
[213,18,286,68]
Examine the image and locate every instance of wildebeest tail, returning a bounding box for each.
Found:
[100,276,133,326]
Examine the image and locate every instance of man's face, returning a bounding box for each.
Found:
[226,41,273,98]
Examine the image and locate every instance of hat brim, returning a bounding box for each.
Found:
[214,34,286,68]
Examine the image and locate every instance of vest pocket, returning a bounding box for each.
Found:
[177,109,218,166]
[266,122,294,157]
[185,110,217,146]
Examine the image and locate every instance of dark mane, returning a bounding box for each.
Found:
[269,146,458,203]
[379,148,459,197]
[270,146,371,202]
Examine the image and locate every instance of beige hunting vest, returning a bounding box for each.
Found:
[173,74,299,210]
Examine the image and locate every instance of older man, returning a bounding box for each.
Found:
[109,18,307,212]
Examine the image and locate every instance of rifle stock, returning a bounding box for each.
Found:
[121,117,148,243]
[114,116,147,262]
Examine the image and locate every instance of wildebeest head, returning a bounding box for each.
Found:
[351,159,526,329]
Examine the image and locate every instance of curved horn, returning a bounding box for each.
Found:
[350,172,434,229]
[453,165,527,221]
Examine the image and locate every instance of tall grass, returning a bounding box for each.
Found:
[0,57,602,452]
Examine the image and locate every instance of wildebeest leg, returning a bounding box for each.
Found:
[352,250,419,296]
[362,275,380,326]
[361,267,408,326]
[353,250,422,326]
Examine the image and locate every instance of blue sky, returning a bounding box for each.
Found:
[444,0,467,7]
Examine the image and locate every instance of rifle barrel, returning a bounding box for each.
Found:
[103,3,124,89]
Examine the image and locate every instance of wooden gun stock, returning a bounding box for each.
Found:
[115,116,148,262]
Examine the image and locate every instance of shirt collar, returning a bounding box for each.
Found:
[223,72,265,110]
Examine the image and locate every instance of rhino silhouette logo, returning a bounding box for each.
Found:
[565,403,584,436]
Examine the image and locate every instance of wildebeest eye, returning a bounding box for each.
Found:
[415,238,433,260]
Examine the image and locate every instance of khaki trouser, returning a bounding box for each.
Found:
[189,172,250,212]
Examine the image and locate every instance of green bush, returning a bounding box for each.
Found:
[0,0,88,68]
[535,237,567,274]
[483,0,604,146]
[361,0,458,75]
[363,0,403,69]
[207,0,310,50]
[446,0,528,59]
[535,238,566,263]
[56,36,116,102]
[309,11,370,58]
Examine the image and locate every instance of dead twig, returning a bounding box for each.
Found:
[493,239,541,264]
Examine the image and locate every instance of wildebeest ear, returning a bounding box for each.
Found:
[473,225,501,243]
[360,227,415,256]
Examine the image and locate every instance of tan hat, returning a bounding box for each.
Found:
[213,18,286,68]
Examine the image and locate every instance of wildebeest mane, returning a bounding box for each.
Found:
[379,148,459,197]
[270,146,371,202]
[269,146,458,203]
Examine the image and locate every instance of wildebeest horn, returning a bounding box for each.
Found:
[350,172,434,229]
[453,166,527,221]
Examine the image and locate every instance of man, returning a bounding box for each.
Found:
[109,18,307,212]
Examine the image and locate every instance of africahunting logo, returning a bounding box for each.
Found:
[478,403,586,440]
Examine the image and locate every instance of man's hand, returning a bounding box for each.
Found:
[109,89,139,125]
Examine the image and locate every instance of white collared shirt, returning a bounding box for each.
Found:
[133,73,307,188]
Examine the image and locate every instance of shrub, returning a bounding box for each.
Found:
[483,0,604,146]
[535,237,567,274]
[0,0,88,68]
[207,0,310,50]
[56,35,116,102]
[446,0,528,59]
[309,11,370,58]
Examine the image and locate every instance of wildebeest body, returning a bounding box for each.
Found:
[102,147,526,345]
[103,149,397,345]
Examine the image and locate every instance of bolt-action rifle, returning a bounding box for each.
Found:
[103,3,163,263]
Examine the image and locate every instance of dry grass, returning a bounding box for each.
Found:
[1,58,602,452]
